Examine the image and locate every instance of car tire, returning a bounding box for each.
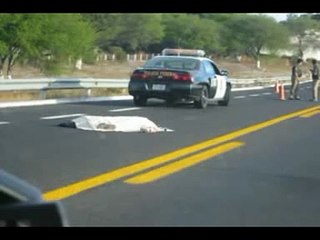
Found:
[194,86,208,109]
[218,84,231,106]
[133,95,147,106]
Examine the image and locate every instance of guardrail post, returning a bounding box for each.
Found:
[39,90,47,99]
[86,88,92,97]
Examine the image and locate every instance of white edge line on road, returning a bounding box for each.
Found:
[0,96,133,109]
[0,121,10,125]
[262,92,272,95]
[41,113,85,120]
[249,94,260,97]
[0,80,312,109]
[233,96,246,99]
[109,107,141,112]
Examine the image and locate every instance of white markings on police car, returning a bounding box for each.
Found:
[109,107,141,112]
[40,113,85,120]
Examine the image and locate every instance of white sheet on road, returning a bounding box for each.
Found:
[72,115,173,133]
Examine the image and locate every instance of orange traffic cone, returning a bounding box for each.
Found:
[280,84,286,100]
[274,80,279,93]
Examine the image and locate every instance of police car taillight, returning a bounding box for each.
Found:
[162,48,205,57]
[172,72,192,82]
[131,70,147,79]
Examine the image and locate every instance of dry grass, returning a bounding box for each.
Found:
[2,56,293,102]
[13,61,143,79]
[0,91,40,101]
[45,88,128,99]
[12,56,291,79]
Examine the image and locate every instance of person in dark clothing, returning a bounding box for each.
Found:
[289,58,303,100]
[309,59,319,102]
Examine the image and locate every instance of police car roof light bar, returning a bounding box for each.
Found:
[162,48,205,57]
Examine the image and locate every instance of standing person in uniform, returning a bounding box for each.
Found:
[289,58,303,100]
[309,59,319,102]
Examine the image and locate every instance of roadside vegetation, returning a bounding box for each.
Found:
[1,13,320,100]
[1,13,320,78]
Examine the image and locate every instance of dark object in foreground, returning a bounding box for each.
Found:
[0,170,68,227]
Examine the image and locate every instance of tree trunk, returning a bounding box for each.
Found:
[7,55,13,79]
[255,48,261,69]
[0,56,7,79]
[7,54,15,79]
[6,48,21,79]
[298,37,303,59]
[256,58,261,69]
[0,67,4,79]
[75,58,82,70]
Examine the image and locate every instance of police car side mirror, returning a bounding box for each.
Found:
[221,69,229,76]
[0,170,68,227]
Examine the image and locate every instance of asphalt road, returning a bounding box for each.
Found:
[1,83,320,226]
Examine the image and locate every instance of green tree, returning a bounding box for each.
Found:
[162,14,221,54]
[284,14,320,58]
[84,13,164,53]
[0,13,96,78]
[198,13,245,23]
[114,14,164,52]
[221,15,289,68]
[82,14,124,51]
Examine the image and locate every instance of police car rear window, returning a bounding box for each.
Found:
[144,57,200,70]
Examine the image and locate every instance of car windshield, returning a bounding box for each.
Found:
[144,57,200,71]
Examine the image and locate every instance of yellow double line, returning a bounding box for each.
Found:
[43,105,320,201]
[125,141,244,184]
[299,109,320,118]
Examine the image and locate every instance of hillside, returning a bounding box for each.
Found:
[11,56,294,79]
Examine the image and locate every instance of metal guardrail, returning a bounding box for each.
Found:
[0,76,291,91]
[0,78,129,91]
[230,76,291,87]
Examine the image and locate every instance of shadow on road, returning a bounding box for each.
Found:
[67,99,213,110]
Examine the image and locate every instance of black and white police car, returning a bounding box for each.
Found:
[128,48,231,109]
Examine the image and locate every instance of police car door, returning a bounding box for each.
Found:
[203,61,217,98]
[211,62,227,99]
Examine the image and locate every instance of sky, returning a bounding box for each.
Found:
[264,13,307,22]
[265,13,289,22]
[251,13,305,22]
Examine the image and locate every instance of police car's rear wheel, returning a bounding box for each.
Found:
[194,86,208,109]
[218,84,231,106]
[133,95,147,106]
